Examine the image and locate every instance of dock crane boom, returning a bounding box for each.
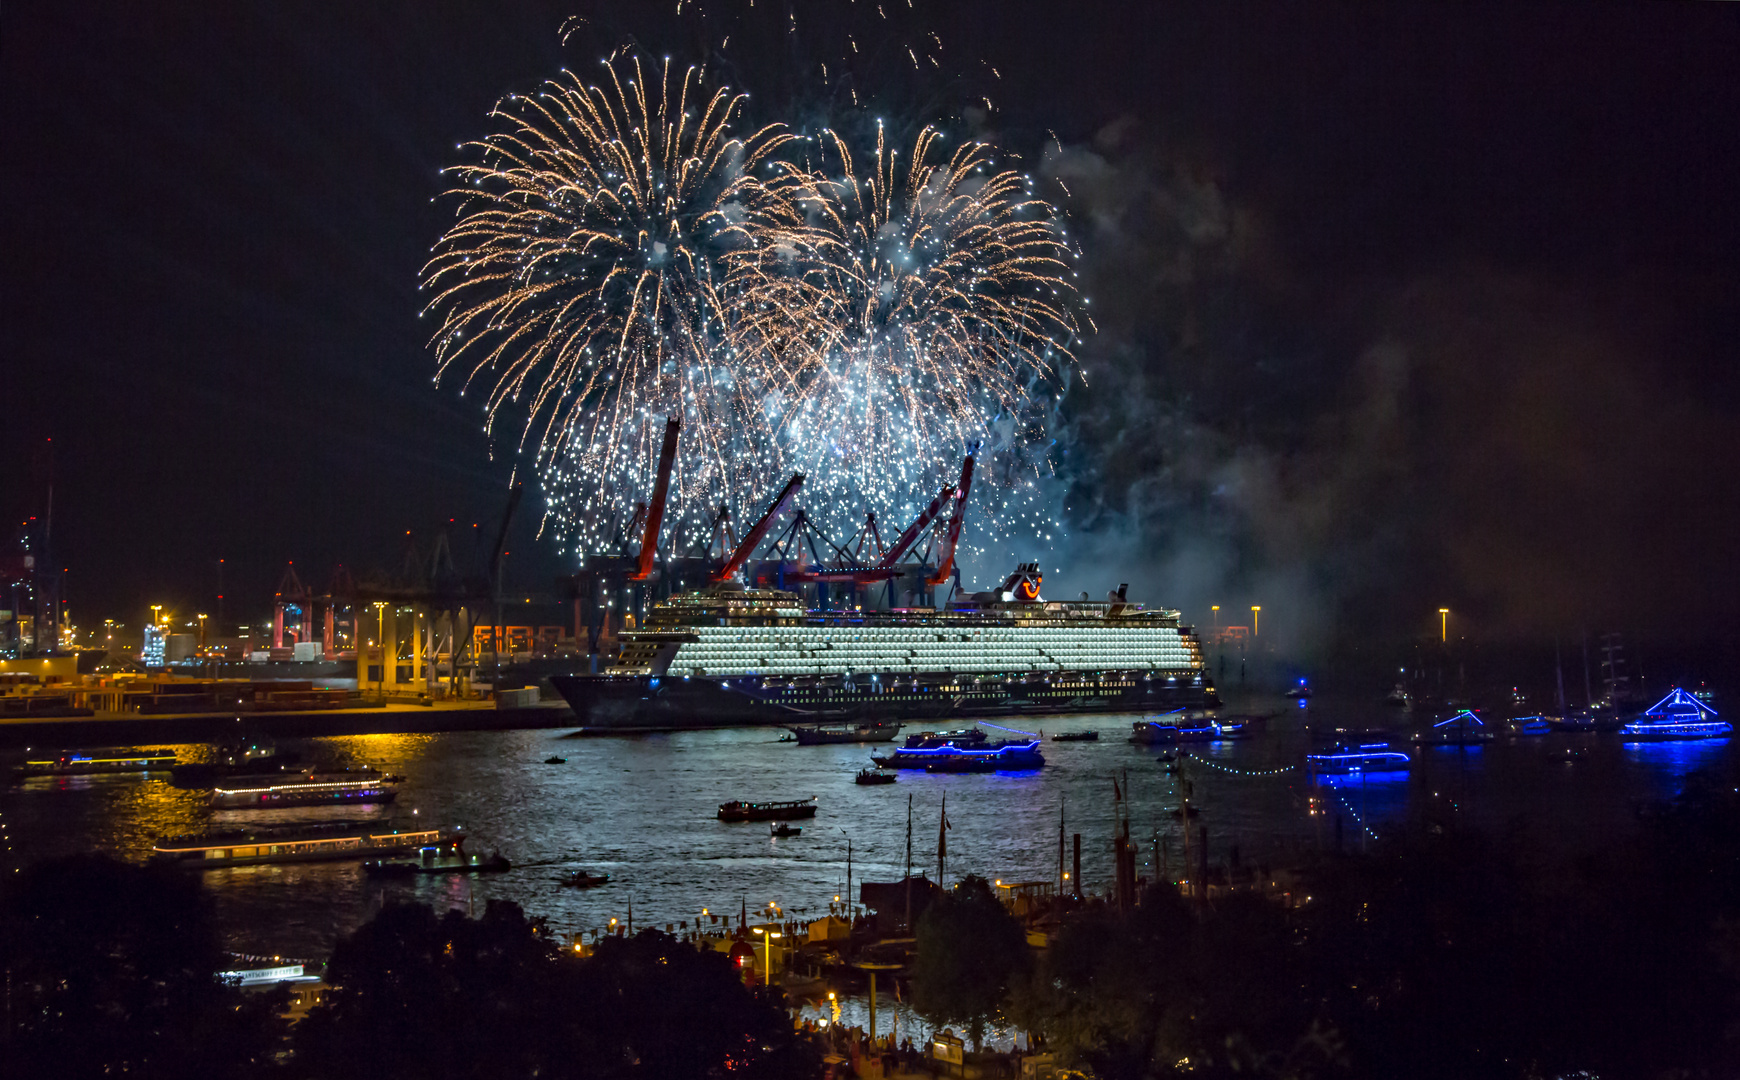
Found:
[926,453,977,586]
[629,416,682,582]
[711,474,804,583]
[876,483,958,570]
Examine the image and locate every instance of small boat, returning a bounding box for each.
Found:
[562,870,611,888]
[365,851,511,876]
[1413,710,1496,746]
[1050,730,1099,742]
[717,797,818,823]
[855,769,897,785]
[777,733,796,743]
[770,823,803,838]
[1285,680,1312,699]
[1509,716,1553,737]
[544,756,567,764]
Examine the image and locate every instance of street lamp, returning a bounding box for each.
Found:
[1251,606,1261,637]
[197,613,207,651]
[1211,605,1219,633]
[373,602,387,699]
[752,927,782,986]
[1439,608,1450,643]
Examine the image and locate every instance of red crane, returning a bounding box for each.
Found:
[926,453,977,586]
[712,474,805,583]
[629,416,682,582]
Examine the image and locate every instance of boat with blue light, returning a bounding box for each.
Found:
[870,723,1045,770]
[1509,716,1553,737]
[1130,713,1243,744]
[1413,710,1496,746]
[1305,743,1412,775]
[1620,688,1730,741]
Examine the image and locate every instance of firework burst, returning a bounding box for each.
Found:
[421,54,805,551]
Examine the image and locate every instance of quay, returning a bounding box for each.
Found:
[0,698,573,749]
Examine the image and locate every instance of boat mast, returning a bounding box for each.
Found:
[904,793,913,931]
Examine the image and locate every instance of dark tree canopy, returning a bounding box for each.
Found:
[0,854,287,1079]
[911,874,1033,1050]
[292,900,817,1080]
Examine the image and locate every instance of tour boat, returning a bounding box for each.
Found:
[17,748,176,777]
[210,771,399,810]
[1621,688,1731,740]
[1305,743,1413,775]
[717,796,818,822]
[153,823,462,869]
[870,724,1044,770]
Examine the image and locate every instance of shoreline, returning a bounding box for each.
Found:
[0,700,576,748]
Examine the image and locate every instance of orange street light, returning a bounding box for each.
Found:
[1439,608,1450,643]
[1251,606,1261,636]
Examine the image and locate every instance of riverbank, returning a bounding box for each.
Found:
[0,699,575,747]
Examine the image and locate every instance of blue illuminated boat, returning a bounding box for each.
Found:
[1130,712,1242,744]
[1306,743,1412,775]
[870,723,1045,770]
[1620,688,1730,741]
[1412,710,1496,746]
[1508,716,1553,737]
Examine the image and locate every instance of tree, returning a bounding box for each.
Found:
[292,901,817,1080]
[911,874,1032,1050]
[0,854,287,1078]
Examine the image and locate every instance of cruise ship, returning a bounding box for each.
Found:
[551,564,1217,730]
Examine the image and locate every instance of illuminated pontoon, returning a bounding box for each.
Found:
[1306,743,1412,775]
[1621,688,1730,741]
[153,824,462,868]
[17,749,177,777]
[210,772,399,809]
[553,564,1218,730]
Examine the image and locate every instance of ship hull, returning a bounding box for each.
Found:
[552,673,1218,732]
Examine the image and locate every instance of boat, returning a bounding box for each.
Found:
[770,823,803,837]
[855,769,897,785]
[787,720,903,745]
[209,770,399,810]
[550,565,1218,731]
[1305,743,1412,775]
[1620,687,1731,740]
[717,797,818,823]
[870,725,1045,770]
[544,756,567,764]
[1050,730,1099,742]
[1412,710,1496,746]
[17,748,176,777]
[1129,716,1235,744]
[152,823,463,869]
[1509,716,1553,737]
[365,850,511,876]
[1285,679,1312,699]
[562,870,611,888]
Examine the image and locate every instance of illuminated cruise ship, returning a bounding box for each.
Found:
[551,564,1217,730]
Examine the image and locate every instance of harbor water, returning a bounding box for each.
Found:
[2,691,1730,959]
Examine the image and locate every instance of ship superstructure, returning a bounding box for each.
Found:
[552,566,1216,730]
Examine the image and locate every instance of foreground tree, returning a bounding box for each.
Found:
[911,874,1032,1050]
[292,901,816,1080]
[0,854,287,1078]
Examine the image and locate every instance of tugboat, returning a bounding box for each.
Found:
[769,822,803,838]
[855,769,897,785]
[717,797,818,823]
[544,755,567,764]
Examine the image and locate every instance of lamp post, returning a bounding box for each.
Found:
[373,602,387,700]
[1211,605,1219,633]
[197,613,207,651]
[752,927,782,986]
[1439,608,1450,643]
[1251,606,1261,637]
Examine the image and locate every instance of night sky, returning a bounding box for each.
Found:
[7,1,1739,657]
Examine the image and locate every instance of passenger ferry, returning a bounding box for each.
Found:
[153,823,463,868]
[717,797,818,823]
[1305,743,1413,775]
[870,724,1045,770]
[16,748,177,777]
[552,565,1216,731]
[1621,688,1731,740]
[210,771,399,810]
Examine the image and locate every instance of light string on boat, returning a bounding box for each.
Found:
[978,721,1040,738]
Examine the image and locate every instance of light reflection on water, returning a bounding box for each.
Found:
[1,694,1730,958]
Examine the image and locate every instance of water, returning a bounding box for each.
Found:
[2,692,1730,959]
